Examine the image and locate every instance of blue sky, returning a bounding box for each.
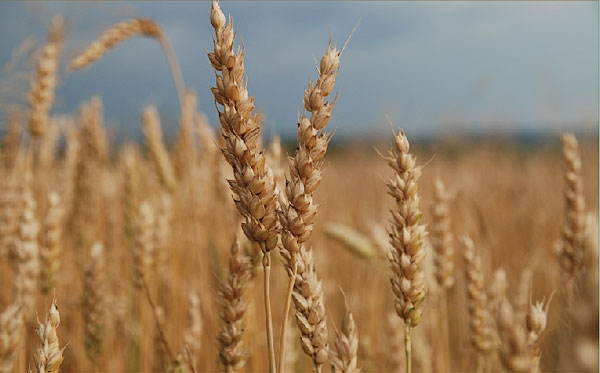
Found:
[0,1,597,141]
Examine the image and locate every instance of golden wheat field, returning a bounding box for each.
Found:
[0,2,598,373]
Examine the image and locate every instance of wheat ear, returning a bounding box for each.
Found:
[461,235,495,372]
[142,106,176,191]
[497,294,551,373]
[557,132,586,306]
[14,176,41,318]
[39,191,64,294]
[28,17,63,138]
[71,97,107,250]
[178,292,202,373]
[70,18,185,105]
[217,238,253,372]
[431,179,455,290]
[82,242,106,364]
[430,178,454,373]
[133,201,155,291]
[0,303,24,371]
[322,222,378,261]
[34,297,66,373]
[383,127,427,373]
[330,298,360,373]
[526,296,552,371]
[277,37,349,373]
[208,2,280,370]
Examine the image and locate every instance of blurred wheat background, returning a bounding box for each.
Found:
[0,2,597,373]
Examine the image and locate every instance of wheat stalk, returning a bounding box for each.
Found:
[27,17,63,138]
[382,127,427,373]
[133,202,176,368]
[208,2,280,370]
[70,18,185,105]
[174,90,198,180]
[277,33,352,373]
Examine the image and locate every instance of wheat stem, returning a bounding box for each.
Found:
[263,252,277,373]
[278,262,297,373]
[405,324,412,373]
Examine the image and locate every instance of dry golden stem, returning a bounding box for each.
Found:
[405,324,412,373]
[174,90,198,179]
[140,275,176,366]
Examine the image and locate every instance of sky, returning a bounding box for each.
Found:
[0,1,598,141]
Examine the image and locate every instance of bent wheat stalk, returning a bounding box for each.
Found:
[70,18,185,108]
